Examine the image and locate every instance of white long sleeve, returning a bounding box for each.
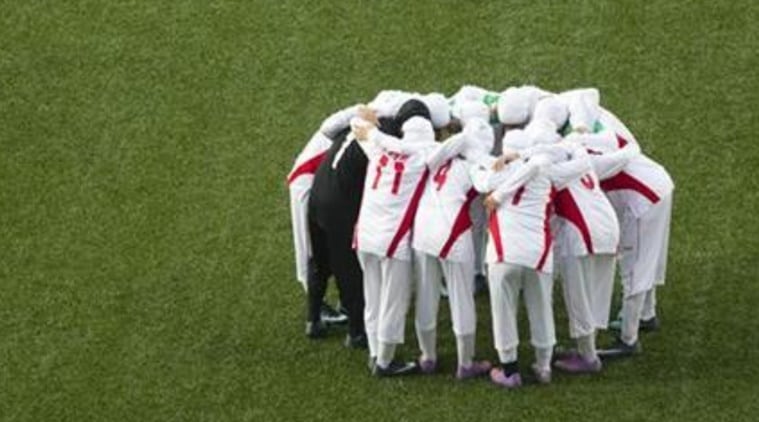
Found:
[425,133,468,170]
[320,105,361,139]
[490,155,551,203]
[568,130,618,153]
[590,142,641,180]
[547,147,592,190]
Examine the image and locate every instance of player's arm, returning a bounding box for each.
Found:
[589,142,641,180]
[320,104,362,140]
[545,144,592,190]
[425,132,468,170]
[567,130,618,152]
[489,155,550,203]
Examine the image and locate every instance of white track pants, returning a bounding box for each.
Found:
[414,251,476,336]
[559,254,617,338]
[359,252,412,357]
[488,263,556,353]
[619,194,672,298]
[288,186,311,290]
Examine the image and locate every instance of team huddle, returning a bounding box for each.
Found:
[286,84,673,388]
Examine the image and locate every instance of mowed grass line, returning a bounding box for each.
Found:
[1,1,758,421]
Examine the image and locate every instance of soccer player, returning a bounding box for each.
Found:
[475,129,556,389]
[412,102,495,379]
[517,109,622,372]
[577,124,674,357]
[448,85,508,293]
[352,99,453,377]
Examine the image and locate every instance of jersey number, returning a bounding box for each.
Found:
[372,154,405,194]
[432,160,453,191]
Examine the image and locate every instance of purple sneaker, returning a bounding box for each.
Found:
[418,358,437,374]
[531,364,552,385]
[490,368,522,389]
[456,360,492,380]
[554,354,602,374]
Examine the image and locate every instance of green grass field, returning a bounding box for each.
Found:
[2,1,759,420]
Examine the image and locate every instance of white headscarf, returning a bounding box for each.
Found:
[462,117,495,157]
[368,90,413,117]
[526,118,561,146]
[401,116,435,143]
[496,85,551,125]
[533,96,569,131]
[421,93,452,129]
[454,100,490,123]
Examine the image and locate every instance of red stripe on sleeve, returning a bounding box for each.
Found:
[439,188,478,259]
[386,169,430,258]
[600,171,660,204]
[287,151,327,185]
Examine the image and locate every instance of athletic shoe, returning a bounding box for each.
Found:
[456,360,492,380]
[531,364,552,385]
[552,345,579,361]
[489,368,522,389]
[554,354,602,374]
[372,360,420,377]
[608,316,660,333]
[320,302,348,326]
[418,358,437,374]
[305,321,327,339]
[597,337,641,359]
[474,274,488,296]
[344,333,368,349]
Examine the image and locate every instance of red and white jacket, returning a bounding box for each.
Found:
[412,156,479,263]
[540,143,620,257]
[577,125,674,218]
[475,155,555,273]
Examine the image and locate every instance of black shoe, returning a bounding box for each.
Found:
[344,333,368,349]
[305,321,327,339]
[597,337,641,359]
[609,316,660,333]
[320,302,348,326]
[372,360,420,377]
[639,316,660,332]
[474,274,488,296]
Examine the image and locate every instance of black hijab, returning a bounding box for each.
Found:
[380,99,431,137]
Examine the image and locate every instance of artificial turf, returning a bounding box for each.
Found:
[1,1,758,420]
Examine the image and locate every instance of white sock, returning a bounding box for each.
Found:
[577,334,597,360]
[641,288,657,320]
[535,347,552,372]
[497,347,517,364]
[622,292,645,345]
[456,334,475,367]
[377,342,396,368]
[417,328,437,362]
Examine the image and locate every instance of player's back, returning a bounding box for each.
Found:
[356,149,430,260]
[487,161,555,273]
[413,157,477,262]
[554,170,620,257]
